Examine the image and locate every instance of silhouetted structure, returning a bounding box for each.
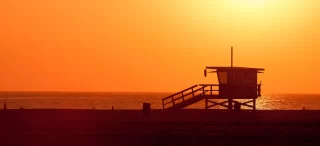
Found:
[162,47,264,111]
[142,103,151,116]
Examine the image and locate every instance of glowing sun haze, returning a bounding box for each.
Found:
[0,0,319,93]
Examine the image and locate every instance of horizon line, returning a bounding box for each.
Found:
[0,91,319,95]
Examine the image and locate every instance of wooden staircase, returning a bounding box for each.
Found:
[162,84,219,110]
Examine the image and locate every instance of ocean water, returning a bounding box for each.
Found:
[0,92,320,110]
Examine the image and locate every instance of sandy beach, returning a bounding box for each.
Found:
[0,109,320,146]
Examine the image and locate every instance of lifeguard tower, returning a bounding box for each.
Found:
[162,47,264,111]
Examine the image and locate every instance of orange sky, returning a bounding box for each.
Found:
[0,0,319,93]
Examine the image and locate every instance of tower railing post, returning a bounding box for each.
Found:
[182,92,184,101]
[202,85,205,95]
[172,96,175,105]
[192,88,194,98]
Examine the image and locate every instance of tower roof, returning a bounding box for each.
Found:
[205,66,265,73]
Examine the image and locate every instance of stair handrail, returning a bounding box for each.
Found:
[162,86,205,107]
[162,84,198,109]
[162,85,198,101]
[198,84,219,87]
[171,87,204,102]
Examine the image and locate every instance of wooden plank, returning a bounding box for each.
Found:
[206,95,259,99]
[207,104,214,109]
[208,100,228,105]
[162,99,172,102]
[199,84,219,87]
[163,101,172,106]
[207,101,229,108]
[243,99,254,104]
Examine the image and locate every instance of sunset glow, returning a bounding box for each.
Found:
[0,0,319,93]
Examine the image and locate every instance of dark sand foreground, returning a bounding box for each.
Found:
[1,109,320,146]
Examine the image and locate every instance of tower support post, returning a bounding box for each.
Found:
[228,99,233,111]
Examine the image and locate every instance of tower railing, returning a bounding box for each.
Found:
[198,84,219,96]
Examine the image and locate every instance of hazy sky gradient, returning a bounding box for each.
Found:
[0,0,319,93]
